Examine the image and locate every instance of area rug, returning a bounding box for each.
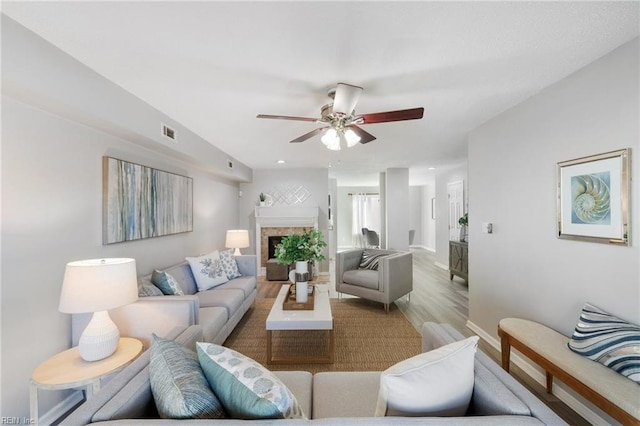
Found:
[224,297,421,373]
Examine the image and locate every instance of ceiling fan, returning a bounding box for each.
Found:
[257,83,424,150]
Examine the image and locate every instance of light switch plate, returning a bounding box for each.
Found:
[482,222,493,233]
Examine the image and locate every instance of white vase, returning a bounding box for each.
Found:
[296,282,308,303]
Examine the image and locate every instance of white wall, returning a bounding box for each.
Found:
[422,184,436,251]
[238,168,329,272]
[434,165,468,267]
[409,186,424,247]
[385,168,410,251]
[1,17,243,419]
[468,38,639,420]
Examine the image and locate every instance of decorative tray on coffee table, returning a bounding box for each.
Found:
[283,285,315,310]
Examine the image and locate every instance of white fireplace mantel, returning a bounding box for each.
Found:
[254,206,319,275]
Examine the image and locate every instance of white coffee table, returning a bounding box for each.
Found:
[266,284,334,364]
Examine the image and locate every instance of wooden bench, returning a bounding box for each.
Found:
[498,318,639,426]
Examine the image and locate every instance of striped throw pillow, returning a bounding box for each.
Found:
[359,250,387,271]
[568,303,640,383]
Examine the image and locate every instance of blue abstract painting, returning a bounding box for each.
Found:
[103,157,193,244]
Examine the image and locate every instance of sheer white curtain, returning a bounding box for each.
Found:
[352,193,381,247]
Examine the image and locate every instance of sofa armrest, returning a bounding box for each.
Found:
[235,254,257,277]
[72,296,199,348]
[379,251,413,300]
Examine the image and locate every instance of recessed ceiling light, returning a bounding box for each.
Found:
[277,160,285,164]
[428,167,436,170]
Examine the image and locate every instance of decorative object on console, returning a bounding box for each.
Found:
[197,342,306,420]
[185,251,228,291]
[568,302,640,383]
[225,229,250,256]
[458,213,468,242]
[375,336,479,417]
[258,192,266,206]
[557,148,630,245]
[267,183,311,205]
[103,157,193,244]
[58,258,138,361]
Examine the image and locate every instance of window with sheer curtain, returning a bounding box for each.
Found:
[352,193,381,247]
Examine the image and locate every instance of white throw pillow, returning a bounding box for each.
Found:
[186,251,228,292]
[375,336,479,417]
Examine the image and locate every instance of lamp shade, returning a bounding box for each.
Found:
[225,230,250,249]
[59,258,138,314]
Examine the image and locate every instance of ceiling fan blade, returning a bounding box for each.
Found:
[332,83,363,115]
[348,125,377,144]
[357,107,424,124]
[290,127,328,143]
[257,114,318,122]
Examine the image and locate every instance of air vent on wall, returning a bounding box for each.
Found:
[161,122,177,141]
[227,159,234,169]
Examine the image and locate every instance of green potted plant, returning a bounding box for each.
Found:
[258,192,266,206]
[275,228,327,302]
[458,212,468,242]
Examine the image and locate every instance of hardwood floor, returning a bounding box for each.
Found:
[256,248,589,425]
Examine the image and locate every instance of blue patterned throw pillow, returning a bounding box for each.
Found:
[149,334,225,419]
[151,270,184,295]
[219,249,242,279]
[196,342,305,420]
[138,277,163,297]
[568,302,640,383]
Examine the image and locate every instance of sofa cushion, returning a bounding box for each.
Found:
[313,371,381,418]
[375,336,478,417]
[196,288,244,317]
[359,250,387,271]
[186,251,229,291]
[151,270,184,296]
[198,307,228,343]
[197,342,305,420]
[217,276,257,298]
[219,249,242,279]
[568,302,640,383]
[343,269,379,290]
[149,335,225,419]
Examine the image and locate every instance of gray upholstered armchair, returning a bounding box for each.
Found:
[336,248,413,313]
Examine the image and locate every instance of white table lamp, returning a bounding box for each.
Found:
[226,229,250,255]
[59,258,138,362]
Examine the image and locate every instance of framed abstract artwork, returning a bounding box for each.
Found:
[103,157,193,244]
[557,148,630,245]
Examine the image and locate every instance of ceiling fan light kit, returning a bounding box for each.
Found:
[257,82,424,150]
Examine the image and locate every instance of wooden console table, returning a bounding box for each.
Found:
[449,241,468,282]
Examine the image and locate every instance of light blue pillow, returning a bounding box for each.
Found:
[151,270,184,295]
[196,342,305,420]
[219,249,242,279]
[149,334,225,419]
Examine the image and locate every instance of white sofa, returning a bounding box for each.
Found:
[72,255,257,348]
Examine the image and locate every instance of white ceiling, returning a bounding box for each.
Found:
[2,1,638,186]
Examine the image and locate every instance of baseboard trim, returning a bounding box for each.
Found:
[434,261,448,271]
[465,320,609,426]
[39,390,84,426]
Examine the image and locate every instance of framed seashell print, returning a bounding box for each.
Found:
[557,148,630,245]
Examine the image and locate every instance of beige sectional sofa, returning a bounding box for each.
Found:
[72,255,257,348]
[61,322,567,425]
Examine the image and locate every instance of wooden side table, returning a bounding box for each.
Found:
[30,337,143,424]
